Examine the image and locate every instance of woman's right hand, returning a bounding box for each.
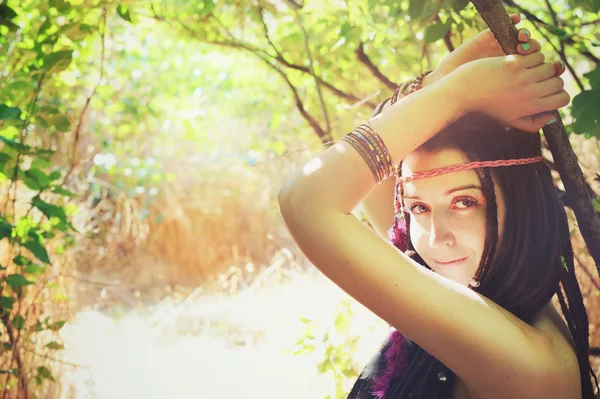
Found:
[452,52,570,132]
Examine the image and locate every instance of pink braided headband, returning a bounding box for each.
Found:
[398,156,544,183]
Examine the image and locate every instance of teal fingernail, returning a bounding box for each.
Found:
[546,118,557,125]
[521,42,531,51]
[523,30,530,38]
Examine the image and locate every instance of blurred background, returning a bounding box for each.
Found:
[0,0,599,398]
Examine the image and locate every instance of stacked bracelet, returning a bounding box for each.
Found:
[341,71,433,185]
[390,70,434,105]
[341,123,394,184]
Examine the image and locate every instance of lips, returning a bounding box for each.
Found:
[433,257,468,266]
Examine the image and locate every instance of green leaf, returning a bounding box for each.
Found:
[424,22,451,43]
[45,342,64,350]
[13,256,31,266]
[408,0,426,19]
[452,0,470,12]
[52,115,70,132]
[593,197,600,213]
[0,4,18,19]
[25,168,55,190]
[584,66,600,90]
[0,222,12,240]
[0,105,22,121]
[0,296,14,310]
[50,320,66,331]
[42,50,73,75]
[6,274,32,288]
[571,89,600,137]
[0,136,30,153]
[0,152,12,170]
[51,186,77,198]
[24,264,46,274]
[117,5,132,22]
[50,0,71,12]
[12,315,25,330]
[60,23,92,41]
[22,240,51,264]
[36,366,54,381]
[32,196,68,223]
[200,0,216,15]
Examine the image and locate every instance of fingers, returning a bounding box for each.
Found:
[510,14,521,25]
[553,60,566,76]
[517,38,540,54]
[535,76,565,97]
[534,90,571,113]
[512,112,558,133]
[519,51,545,68]
[526,61,566,83]
[517,28,531,43]
[526,62,558,82]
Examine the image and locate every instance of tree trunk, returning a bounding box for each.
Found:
[470,0,600,273]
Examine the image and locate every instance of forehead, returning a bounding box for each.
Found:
[401,148,481,196]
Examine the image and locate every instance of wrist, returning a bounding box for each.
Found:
[437,69,470,118]
[421,69,441,88]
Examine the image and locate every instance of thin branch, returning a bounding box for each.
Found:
[574,252,600,294]
[544,0,559,28]
[528,20,585,91]
[443,28,456,53]
[503,0,599,65]
[256,5,283,60]
[542,0,586,93]
[355,42,396,90]
[472,0,600,299]
[4,72,45,218]
[173,15,376,109]
[61,6,107,187]
[295,8,331,136]
[264,54,329,143]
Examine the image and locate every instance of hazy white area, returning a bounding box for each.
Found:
[58,269,390,399]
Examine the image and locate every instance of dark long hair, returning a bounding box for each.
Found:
[347,110,599,398]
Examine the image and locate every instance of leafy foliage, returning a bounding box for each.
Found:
[0,0,598,396]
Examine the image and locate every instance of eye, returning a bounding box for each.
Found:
[454,197,479,209]
[408,203,429,214]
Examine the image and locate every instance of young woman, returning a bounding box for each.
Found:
[277,16,599,399]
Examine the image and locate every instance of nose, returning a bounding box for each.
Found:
[429,213,455,248]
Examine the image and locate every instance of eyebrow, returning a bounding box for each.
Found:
[403,184,483,200]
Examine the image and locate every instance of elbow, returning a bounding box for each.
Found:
[277,182,321,222]
[277,183,304,220]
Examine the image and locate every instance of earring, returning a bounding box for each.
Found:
[468,278,480,288]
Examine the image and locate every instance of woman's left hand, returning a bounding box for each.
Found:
[426,14,565,85]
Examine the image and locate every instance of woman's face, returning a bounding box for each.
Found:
[401,148,505,286]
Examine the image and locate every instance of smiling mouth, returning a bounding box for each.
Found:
[433,257,468,266]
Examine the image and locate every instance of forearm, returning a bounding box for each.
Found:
[360,69,443,209]
[279,75,464,215]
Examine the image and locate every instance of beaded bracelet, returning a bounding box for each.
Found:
[390,70,434,105]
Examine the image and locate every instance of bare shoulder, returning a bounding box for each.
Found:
[531,301,582,399]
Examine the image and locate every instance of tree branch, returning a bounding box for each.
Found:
[171,15,376,110]
[355,42,397,91]
[62,6,107,187]
[471,0,600,277]
[295,8,331,136]
[503,0,600,65]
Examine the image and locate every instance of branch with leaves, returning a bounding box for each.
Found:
[470,0,600,280]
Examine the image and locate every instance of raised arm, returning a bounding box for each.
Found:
[361,73,439,239]
[278,53,570,399]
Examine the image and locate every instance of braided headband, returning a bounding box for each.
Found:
[398,156,544,183]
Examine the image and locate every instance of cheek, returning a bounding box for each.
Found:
[409,213,487,254]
